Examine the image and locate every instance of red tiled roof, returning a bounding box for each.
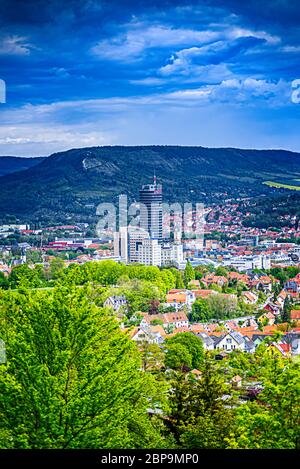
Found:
[291,310,300,320]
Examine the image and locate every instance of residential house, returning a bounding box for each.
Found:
[212,331,246,352]
[190,369,202,379]
[228,271,250,285]
[104,295,128,312]
[141,311,189,330]
[276,290,288,308]
[202,274,228,288]
[241,291,258,305]
[0,264,10,276]
[238,318,258,329]
[193,289,218,300]
[269,342,291,357]
[258,311,276,326]
[291,310,300,322]
[231,375,242,388]
[289,334,300,356]
[252,333,272,348]
[224,320,239,331]
[195,332,215,350]
[243,335,255,353]
[252,275,274,292]
[188,279,201,288]
[166,290,195,311]
[131,325,165,344]
[264,302,281,316]
[284,273,300,293]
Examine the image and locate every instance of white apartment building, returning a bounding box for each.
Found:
[128,229,150,263]
[137,239,161,266]
[223,254,270,271]
[113,227,128,263]
[161,243,184,266]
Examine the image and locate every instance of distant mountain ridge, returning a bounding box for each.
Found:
[0,145,299,224]
[0,156,45,177]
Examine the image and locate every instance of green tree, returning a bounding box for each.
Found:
[184,261,195,288]
[167,358,235,448]
[0,285,168,449]
[175,271,184,289]
[166,333,204,370]
[0,273,9,290]
[165,343,193,370]
[48,257,65,280]
[208,293,238,319]
[282,296,291,323]
[190,298,211,322]
[8,264,45,288]
[228,361,300,449]
[139,342,165,373]
[215,266,228,277]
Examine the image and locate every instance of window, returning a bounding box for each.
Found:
[226,338,232,344]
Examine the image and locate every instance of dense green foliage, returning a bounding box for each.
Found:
[0,156,45,177]
[165,333,204,370]
[190,294,239,322]
[0,285,170,448]
[0,261,299,449]
[242,192,300,229]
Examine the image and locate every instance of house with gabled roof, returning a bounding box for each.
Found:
[104,295,128,312]
[291,310,300,321]
[166,289,195,311]
[140,311,189,330]
[212,331,246,352]
[264,301,280,316]
[284,273,300,293]
[258,311,276,326]
[193,289,217,299]
[276,290,288,308]
[241,291,258,305]
[252,275,274,292]
[238,318,258,329]
[131,325,165,345]
[202,274,228,287]
[195,332,214,350]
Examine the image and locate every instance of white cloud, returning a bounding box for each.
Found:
[129,77,166,86]
[209,77,289,104]
[0,124,114,156]
[228,27,281,45]
[91,19,281,64]
[159,46,232,82]
[0,35,34,55]
[91,24,219,61]
[281,45,300,52]
[158,25,281,79]
[0,75,291,156]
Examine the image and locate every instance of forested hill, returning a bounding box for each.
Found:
[0,145,300,224]
[0,156,45,177]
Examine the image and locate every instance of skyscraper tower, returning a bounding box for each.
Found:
[139,175,163,241]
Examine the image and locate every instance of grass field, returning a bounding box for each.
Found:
[263,180,300,190]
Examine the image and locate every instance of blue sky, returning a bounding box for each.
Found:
[0,0,299,156]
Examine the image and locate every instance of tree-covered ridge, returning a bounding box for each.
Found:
[1,145,300,223]
[0,156,45,177]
